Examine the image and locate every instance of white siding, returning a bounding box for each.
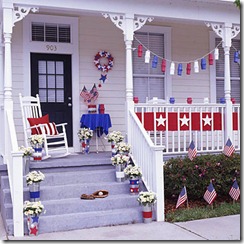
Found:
[10,15,218,151]
[170,23,210,103]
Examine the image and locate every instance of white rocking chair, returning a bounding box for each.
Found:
[19,93,70,159]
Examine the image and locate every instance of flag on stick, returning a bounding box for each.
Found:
[188,140,197,161]
[80,86,91,102]
[176,186,187,209]
[223,138,235,157]
[203,182,217,205]
[229,180,240,201]
[90,83,99,102]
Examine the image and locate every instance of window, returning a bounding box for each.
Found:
[215,38,240,103]
[32,22,71,43]
[133,32,165,103]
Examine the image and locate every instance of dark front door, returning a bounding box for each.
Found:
[31,53,73,146]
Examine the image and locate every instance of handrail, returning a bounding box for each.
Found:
[128,109,165,221]
[5,110,24,237]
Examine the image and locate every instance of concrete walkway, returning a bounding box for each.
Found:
[1,213,240,241]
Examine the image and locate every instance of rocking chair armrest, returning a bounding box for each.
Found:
[55,123,68,128]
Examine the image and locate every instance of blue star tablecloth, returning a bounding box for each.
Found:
[80,114,112,137]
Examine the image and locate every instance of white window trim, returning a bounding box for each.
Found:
[134,25,172,98]
[23,14,80,152]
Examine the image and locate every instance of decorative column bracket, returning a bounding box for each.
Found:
[205,22,240,39]
[13,6,39,26]
[102,13,153,34]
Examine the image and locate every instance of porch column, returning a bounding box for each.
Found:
[103,13,153,141]
[0,22,4,156]
[206,22,240,143]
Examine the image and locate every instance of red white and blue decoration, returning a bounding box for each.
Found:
[134,36,240,76]
[129,178,140,194]
[94,50,114,87]
[176,186,187,209]
[188,140,197,161]
[27,215,39,236]
[229,179,240,201]
[223,138,235,157]
[80,83,99,105]
[203,182,217,205]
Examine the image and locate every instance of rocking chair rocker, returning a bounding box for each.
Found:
[19,93,70,159]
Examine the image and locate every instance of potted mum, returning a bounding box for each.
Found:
[124,164,143,194]
[28,135,44,161]
[111,154,130,182]
[23,200,45,236]
[26,170,45,202]
[19,146,34,175]
[115,142,131,155]
[105,131,124,156]
[78,127,93,154]
[137,191,157,223]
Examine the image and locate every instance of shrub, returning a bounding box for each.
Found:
[164,153,240,201]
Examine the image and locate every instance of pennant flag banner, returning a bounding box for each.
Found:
[136,112,240,131]
[203,182,217,204]
[176,186,187,209]
[229,180,240,201]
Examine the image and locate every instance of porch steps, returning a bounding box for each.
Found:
[0,152,152,236]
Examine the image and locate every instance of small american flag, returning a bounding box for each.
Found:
[80,86,91,101]
[229,180,240,201]
[188,140,197,161]
[203,182,217,205]
[176,186,187,209]
[90,83,99,102]
[223,138,235,157]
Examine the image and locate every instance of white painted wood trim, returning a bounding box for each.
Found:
[23,14,80,151]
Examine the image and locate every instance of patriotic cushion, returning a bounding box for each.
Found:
[27,114,50,135]
[38,122,59,135]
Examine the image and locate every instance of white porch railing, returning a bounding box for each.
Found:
[5,110,24,237]
[128,109,165,221]
[134,103,240,155]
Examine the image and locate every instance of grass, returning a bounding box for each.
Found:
[165,201,240,222]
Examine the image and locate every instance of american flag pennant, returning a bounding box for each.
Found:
[188,140,197,161]
[229,180,240,201]
[203,182,217,205]
[80,86,91,102]
[90,83,99,102]
[176,186,187,209]
[223,138,235,157]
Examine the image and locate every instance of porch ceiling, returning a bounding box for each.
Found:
[4,0,240,25]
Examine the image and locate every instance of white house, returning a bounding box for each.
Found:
[0,0,240,237]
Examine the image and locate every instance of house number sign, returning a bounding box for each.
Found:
[46,45,57,51]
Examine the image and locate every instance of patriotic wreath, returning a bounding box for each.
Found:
[94,51,114,73]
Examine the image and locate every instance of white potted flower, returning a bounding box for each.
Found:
[28,135,44,148]
[111,154,130,166]
[137,191,157,223]
[78,128,93,153]
[111,154,130,182]
[26,170,45,201]
[124,164,142,179]
[115,142,131,155]
[23,200,45,236]
[19,146,34,175]
[105,131,124,143]
[137,191,157,206]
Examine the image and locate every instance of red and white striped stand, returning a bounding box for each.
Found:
[142,204,153,223]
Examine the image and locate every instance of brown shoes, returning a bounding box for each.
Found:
[80,190,109,200]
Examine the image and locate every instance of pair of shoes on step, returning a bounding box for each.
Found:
[80,190,109,200]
